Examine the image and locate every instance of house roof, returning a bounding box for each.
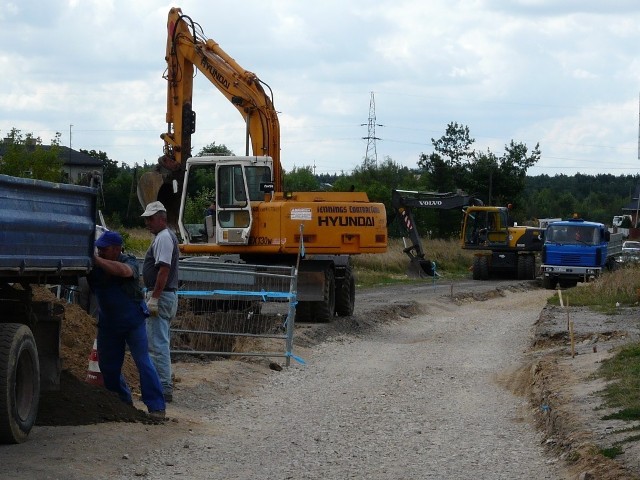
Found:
[0,144,103,168]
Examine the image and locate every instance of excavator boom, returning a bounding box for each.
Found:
[138,7,281,217]
[390,189,481,277]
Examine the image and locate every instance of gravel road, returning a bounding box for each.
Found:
[105,283,565,479]
[0,280,569,479]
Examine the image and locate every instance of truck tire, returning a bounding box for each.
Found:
[517,256,526,280]
[335,266,355,317]
[472,255,489,280]
[295,267,336,322]
[314,268,336,322]
[0,323,40,444]
[559,279,578,289]
[542,275,557,290]
[524,255,536,279]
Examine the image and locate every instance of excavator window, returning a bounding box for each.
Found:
[245,166,272,201]
[465,210,508,246]
[218,165,248,208]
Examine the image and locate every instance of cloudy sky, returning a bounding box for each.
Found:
[2,0,640,177]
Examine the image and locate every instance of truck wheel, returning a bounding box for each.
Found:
[559,280,578,289]
[335,267,355,317]
[472,256,481,280]
[524,255,536,279]
[0,323,40,444]
[314,268,336,322]
[294,268,336,322]
[542,275,557,290]
[473,256,489,280]
[294,301,311,322]
[517,256,526,279]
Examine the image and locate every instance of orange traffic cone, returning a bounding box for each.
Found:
[86,339,104,386]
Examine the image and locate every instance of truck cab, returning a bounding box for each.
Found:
[540,218,622,289]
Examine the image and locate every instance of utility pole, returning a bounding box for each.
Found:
[361,92,383,167]
[69,124,73,181]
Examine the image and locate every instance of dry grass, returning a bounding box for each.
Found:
[120,228,472,286]
[352,237,474,285]
[553,265,640,310]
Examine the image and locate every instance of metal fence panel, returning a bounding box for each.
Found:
[172,261,299,366]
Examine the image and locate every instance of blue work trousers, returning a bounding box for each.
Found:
[97,322,165,412]
[146,290,178,396]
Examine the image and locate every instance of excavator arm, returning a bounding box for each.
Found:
[391,189,481,277]
[138,7,281,219]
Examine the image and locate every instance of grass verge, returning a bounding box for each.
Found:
[544,266,640,429]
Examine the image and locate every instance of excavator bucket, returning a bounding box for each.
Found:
[407,258,435,278]
[136,169,182,227]
[137,170,165,208]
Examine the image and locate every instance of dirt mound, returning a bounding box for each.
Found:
[37,372,155,426]
[33,287,146,426]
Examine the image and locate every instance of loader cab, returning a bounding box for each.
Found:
[177,155,273,246]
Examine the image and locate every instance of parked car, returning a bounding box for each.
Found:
[618,240,640,263]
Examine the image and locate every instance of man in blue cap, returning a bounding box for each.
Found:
[87,230,166,418]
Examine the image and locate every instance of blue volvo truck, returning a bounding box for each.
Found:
[0,174,97,443]
[540,217,623,289]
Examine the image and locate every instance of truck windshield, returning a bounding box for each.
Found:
[546,225,599,246]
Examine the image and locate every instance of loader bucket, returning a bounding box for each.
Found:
[407,258,435,278]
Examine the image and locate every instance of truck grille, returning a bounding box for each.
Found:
[559,253,589,265]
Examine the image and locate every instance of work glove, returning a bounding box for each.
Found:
[147,296,159,317]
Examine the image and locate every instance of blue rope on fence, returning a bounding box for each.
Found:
[177,289,295,300]
[286,351,306,365]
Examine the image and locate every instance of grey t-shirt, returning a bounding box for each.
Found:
[142,228,179,290]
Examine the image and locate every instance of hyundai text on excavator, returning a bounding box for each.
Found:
[390,189,481,277]
[460,204,543,280]
[137,8,387,322]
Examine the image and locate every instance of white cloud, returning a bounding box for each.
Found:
[1,0,640,175]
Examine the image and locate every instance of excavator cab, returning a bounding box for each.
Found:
[177,156,273,246]
[462,207,509,247]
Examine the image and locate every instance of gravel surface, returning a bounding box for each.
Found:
[108,284,564,479]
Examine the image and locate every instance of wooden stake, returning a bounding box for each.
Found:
[569,319,575,358]
[558,287,564,308]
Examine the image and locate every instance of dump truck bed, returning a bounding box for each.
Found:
[0,174,96,283]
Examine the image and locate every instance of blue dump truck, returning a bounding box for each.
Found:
[0,174,97,443]
[540,217,623,289]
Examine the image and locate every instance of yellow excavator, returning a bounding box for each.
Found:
[137,8,387,321]
[460,204,544,280]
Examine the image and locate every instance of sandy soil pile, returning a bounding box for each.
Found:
[33,287,149,425]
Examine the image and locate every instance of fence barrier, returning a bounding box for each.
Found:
[172,260,302,366]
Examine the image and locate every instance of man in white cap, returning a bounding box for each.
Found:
[141,201,179,403]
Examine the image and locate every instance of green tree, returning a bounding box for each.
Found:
[0,128,64,181]
[418,122,475,192]
[284,166,320,191]
[493,140,541,207]
[332,156,422,236]
[81,149,117,182]
[197,142,233,156]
